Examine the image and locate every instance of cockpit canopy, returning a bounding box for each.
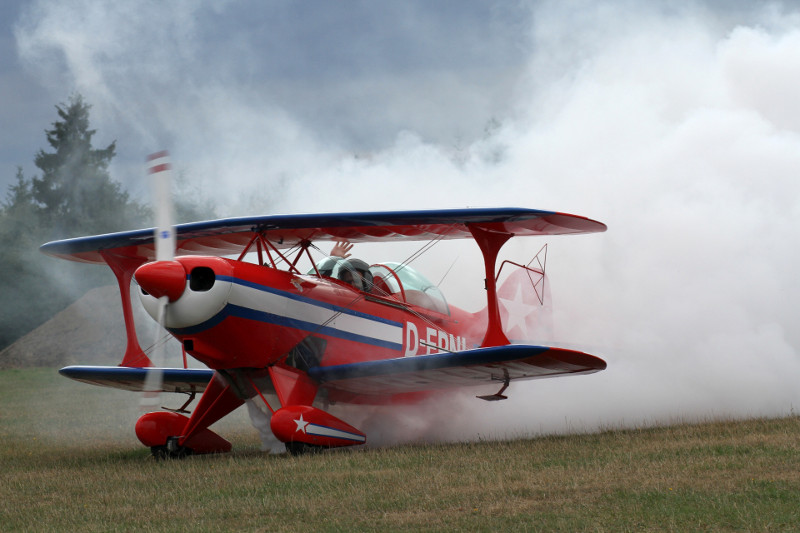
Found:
[371,262,449,315]
[312,259,449,315]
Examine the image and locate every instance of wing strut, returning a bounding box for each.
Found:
[100,251,152,367]
[468,224,513,348]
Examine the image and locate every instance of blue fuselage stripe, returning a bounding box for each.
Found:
[169,277,403,350]
[220,275,402,328]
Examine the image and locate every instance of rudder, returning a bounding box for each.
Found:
[496,246,553,342]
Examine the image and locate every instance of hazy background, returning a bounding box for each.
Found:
[3,0,800,440]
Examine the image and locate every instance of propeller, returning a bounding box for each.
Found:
[149,150,176,262]
[140,151,176,412]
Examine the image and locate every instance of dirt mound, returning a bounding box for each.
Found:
[0,285,156,368]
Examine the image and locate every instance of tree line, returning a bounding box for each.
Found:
[0,94,211,351]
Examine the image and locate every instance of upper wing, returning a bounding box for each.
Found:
[308,344,606,397]
[40,207,606,264]
[59,365,214,393]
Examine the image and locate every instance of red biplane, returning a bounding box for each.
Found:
[43,154,607,457]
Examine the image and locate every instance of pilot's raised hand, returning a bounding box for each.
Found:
[331,240,353,258]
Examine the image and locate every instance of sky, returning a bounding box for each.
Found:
[4,0,800,442]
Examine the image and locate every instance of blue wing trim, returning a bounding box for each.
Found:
[59,365,214,393]
[40,207,606,264]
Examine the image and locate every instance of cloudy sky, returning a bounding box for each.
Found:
[4,0,800,440]
[2,1,533,203]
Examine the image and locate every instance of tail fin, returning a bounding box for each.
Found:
[496,245,553,342]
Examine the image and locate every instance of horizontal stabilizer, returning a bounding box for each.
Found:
[59,365,214,393]
[308,345,606,396]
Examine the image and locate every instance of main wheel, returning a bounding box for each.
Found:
[150,437,193,459]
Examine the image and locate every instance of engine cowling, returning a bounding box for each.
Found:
[137,256,234,329]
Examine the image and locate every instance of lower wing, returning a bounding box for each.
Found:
[59,366,214,393]
[60,345,605,398]
[309,344,606,397]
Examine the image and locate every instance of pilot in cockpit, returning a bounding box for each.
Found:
[319,240,373,292]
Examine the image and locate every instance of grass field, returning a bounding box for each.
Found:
[2,368,800,531]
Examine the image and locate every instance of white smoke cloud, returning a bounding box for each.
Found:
[14,0,800,442]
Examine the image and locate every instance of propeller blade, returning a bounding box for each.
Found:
[140,296,168,411]
[140,151,177,412]
[147,151,175,262]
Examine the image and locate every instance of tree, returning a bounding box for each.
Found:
[0,94,217,358]
[2,167,40,241]
[0,95,144,354]
[31,94,145,237]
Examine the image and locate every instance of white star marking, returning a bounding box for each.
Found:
[294,414,310,434]
[499,284,531,337]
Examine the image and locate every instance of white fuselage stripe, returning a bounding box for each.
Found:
[227,282,403,348]
[307,423,366,443]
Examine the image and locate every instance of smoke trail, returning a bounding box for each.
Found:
[15,1,800,444]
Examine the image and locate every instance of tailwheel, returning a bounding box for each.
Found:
[285,442,325,456]
[150,437,193,460]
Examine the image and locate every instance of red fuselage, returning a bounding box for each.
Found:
[138,256,486,376]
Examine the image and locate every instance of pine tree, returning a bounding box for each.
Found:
[31,94,145,237]
[2,167,39,236]
[0,95,141,353]
[0,94,215,357]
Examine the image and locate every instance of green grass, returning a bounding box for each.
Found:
[2,368,800,531]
